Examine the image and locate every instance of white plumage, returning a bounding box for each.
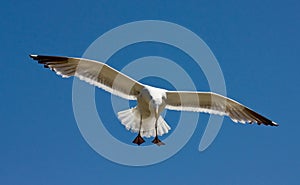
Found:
[30,55,278,145]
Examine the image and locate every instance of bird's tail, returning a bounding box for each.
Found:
[117,108,171,138]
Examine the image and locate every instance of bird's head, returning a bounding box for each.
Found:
[150,95,167,118]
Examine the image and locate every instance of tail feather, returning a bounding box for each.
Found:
[117,108,171,138]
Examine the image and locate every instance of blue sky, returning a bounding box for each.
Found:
[1,0,299,184]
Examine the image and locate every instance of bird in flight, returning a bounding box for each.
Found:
[30,55,278,146]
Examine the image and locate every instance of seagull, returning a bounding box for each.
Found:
[30,55,278,146]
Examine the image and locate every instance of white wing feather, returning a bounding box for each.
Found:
[165,91,278,126]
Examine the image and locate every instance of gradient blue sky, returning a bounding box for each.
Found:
[1,1,299,184]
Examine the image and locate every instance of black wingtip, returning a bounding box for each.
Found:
[29,54,38,59]
[29,54,69,62]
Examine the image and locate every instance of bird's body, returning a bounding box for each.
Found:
[118,85,170,141]
[30,54,278,146]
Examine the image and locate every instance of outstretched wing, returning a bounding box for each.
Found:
[165,91,278,126]
[30,55,144,100]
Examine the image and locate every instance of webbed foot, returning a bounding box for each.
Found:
[152,136,165,146]
[132,134,145,145]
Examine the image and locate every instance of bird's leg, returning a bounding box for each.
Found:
[132,114,145,145]
[152,118,165,146]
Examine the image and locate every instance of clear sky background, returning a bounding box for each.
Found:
[1,0,299,184]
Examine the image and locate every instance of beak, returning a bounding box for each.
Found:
[155,104,159,118]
